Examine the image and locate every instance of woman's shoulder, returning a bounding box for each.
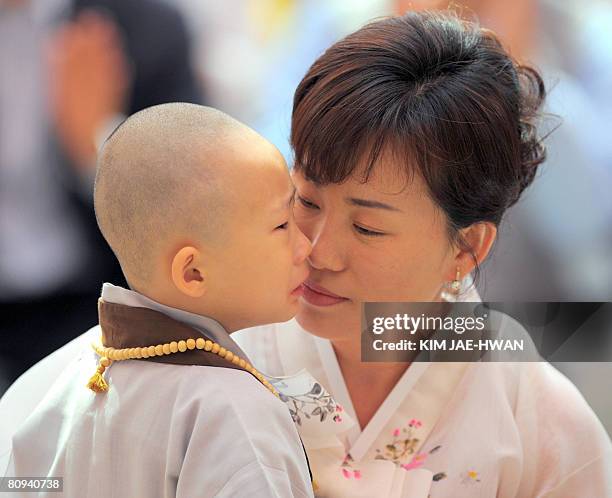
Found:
[469,359,609,444]
[447,360,611,494]
[233,319,313,376]
[515,361,610,445]
[516,361,612,493]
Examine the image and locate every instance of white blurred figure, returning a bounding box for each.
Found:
[173,0,391,158]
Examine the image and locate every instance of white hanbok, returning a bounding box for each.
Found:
[234,290,612,498]
[1,285,314,498]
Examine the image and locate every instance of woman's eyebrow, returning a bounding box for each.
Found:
[287,186,297,207]
[345,196,403,212]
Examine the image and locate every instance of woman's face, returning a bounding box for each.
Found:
[292,158,458,342]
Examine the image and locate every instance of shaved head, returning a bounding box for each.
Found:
[94,103,267,287]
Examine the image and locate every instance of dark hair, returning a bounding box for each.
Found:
[291,11,547,263]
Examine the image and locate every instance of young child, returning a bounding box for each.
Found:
[4,103,314,497]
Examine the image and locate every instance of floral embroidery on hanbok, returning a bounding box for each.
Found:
[340,453,362,479]
[340,418,430,479]
[460,470,481,484]
[279,382,339,426]
[374,418,424,465]
[340,418,481,490]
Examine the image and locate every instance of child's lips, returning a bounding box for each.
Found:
[290,284,305,297]
[290,272,310,297]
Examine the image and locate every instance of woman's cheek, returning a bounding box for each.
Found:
[374,263,422,300]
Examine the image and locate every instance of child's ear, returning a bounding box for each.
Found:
[171,246,206,298]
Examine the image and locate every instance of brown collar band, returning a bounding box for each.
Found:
[98,299,244,372]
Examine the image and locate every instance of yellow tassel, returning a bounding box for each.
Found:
[312,479,319,492]
[86,370,109,393]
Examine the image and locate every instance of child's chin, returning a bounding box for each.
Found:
[273,303,299,323]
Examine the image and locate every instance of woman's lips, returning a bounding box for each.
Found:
[302,280,349,307]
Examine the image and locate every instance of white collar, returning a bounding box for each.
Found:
[100,282,247,358]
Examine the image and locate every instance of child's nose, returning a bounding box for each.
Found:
[294,226,312,264]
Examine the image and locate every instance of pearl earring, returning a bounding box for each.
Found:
[450,267,461,293]
[440,267,462,303]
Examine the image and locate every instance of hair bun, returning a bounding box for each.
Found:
[510,64,548,208]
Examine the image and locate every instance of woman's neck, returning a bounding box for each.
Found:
[331,337,411,430]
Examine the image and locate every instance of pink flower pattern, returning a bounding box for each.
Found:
[374,418,423,465]
[340,417,479,489]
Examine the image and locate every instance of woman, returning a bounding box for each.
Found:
[235,10,612,497]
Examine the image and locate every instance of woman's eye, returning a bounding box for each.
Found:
[296,195,319,210]
[275,221,289,230]
[354,224,385,237]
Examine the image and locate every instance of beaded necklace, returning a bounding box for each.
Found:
[87,336,278,397]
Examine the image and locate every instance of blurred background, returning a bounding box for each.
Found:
[0,0,610,433]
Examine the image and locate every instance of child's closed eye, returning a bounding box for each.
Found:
[275,221,289,230]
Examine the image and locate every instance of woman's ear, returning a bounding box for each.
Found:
[171,246,206,298]
[453,221,497,277]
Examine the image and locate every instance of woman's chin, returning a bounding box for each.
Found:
[295,299,360,340]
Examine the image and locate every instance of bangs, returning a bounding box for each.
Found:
[290,65,419,186]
